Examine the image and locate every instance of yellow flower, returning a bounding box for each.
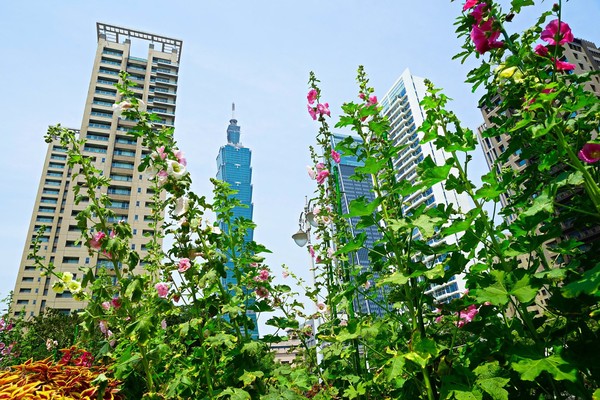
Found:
[61,271,73,283]
[67,280,81,292]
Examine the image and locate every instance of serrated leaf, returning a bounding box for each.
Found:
[474,362,509,400]
[511,354,578,382]
[346,197,380,218]
[510,274,538,303]
[378,271,410,287]
[521,191,553,217]
[562,263,600,298]
[239,370,264,387]
[474,270,509,306]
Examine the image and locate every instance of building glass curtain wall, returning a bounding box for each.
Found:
[215,112,259,339]
[331,133,389,316]
[380,69,472,303]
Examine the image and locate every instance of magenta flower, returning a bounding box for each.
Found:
[368,95,378,105]
[307,105,317,120]
[90,231,106,250]
[156,146,167,160]
[315,162,326,172]
[534,44,549,57]
[255,269,270,282]
[457,304,479,328]
[316,169,330,184]
[553,58,576,71]
[307,89,318,105]
[331,149,341,163]
[111,297,121,309]
[578,143,600,163]
[470,2,487,22]
[256,287,269,298]
[178,258,191,273]
[471,18,504,54]
[541,19,574,46]
[317,103,331,117]
[463,0,478,11]
[309,246,315,258]
[155,282,169,298]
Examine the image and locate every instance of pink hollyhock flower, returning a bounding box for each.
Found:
[553,58,576,71]
[178,257,191,273]
[541,19,574,46]
[256,287,269,298]
[156,146,167,160]
[282,270,289,278]
[101,301,111,311]
[457,304,479,328]
[331,150,341,163]
[463,0,478,11]
[316,169,330,184]
[327,247,336,260]
[307,165,317,180]
[359,93,366,100]
[315,162,326,172]
[470,2,487,22]
[99,320,108,335]
[155,282,169,298]
[258,269,269,281]
[161,319,167,330]
[364,281,371,290]
[368,95,378,105]
[578,143,600,163]
[90,231,106,250]
[535,44,549,57]
[111,297,121,309]
[317,103,331,117]
[307,89,318,105]
[157,169,168,187]
[316,303,327,313]
[173,149,187,166]
[471,19,504,54]
[307,105,317,120]
[309,246,315,258]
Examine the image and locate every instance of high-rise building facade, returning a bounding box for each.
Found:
[216,109,259,339]
[11,23,182,317]
[331,133,388,316]
[380,69,472,303]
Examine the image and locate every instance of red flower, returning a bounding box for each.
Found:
[541,19,574,46]
[578,143,600,163]
[553,58,575,71]
[463,0,478,11]
[471,18,504,54]
[534,44,549,57]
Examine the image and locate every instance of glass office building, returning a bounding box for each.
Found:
[332,133,388,316]
[216,113,258,339]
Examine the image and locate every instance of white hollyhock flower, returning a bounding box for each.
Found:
[167,159,187,179]
[173,196,190,217]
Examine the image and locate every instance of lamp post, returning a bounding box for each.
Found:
[292,197,322,365]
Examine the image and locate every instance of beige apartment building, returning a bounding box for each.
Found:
[477,37,600,315]
[11,23,182,317]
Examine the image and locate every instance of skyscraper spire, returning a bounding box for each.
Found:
[227,104,240,145]
[232,102,236,120]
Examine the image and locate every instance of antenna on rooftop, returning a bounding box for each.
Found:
[232,102,236,119]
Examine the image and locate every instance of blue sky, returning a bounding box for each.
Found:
[0,1,598,319]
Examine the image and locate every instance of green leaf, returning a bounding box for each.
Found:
[378,271,410,287]
[562,263,600,298]
[239,370,264,387]
[217,388,251,400]
[521,191,553,217]
[453,390,483,400]
[124,278,143,302]
[346,197,380,218]
[511,354,578,382]
[474,270,510,306]
[412,214,443,238]
[474,362,509,400]
[510,273,538,303]
[355,156,388,175]
[336,232,367,254]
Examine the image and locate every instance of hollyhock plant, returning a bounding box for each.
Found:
[167,159,187,179]
[315,162,326,172]
[316,169,330,184]
[578,143,600,163]
[553,58,576,71]
[174,196,190,217]
[178,258,191,272]
[307,104,317,120]
[255,269,269,282]
[111,297,122,309]
[256,287,269,298]
[368,95,378,105]
[535,44,549,57]
[463,0,478,11]
[331,149,341,163]
[457,304,479,328]
[89,231,106,250]
[307,165,317,180]
[471,18,504,54]
[307,89,318,105]
[541,19,574,46]
[155,282,170,298]
[173,148,187,166]
[316,103,331,117]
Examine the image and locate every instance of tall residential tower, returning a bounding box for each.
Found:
[11,23,182,317]
[380,69,472,303]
